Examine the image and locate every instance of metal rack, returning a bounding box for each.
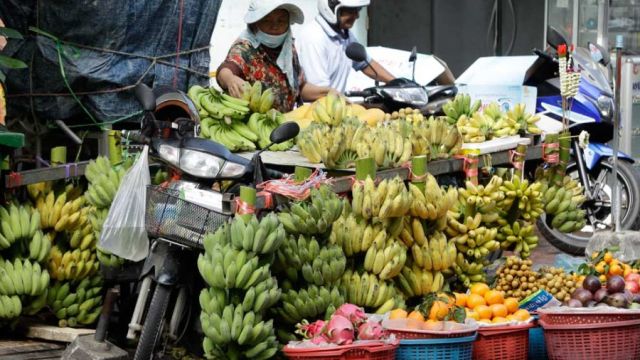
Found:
[4,161,90,188]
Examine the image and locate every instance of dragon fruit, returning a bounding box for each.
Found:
[358,320,386,340]
[310,334,329,345]
[296,319,326,339]
[325,315,355,345]
[334,303,367,326]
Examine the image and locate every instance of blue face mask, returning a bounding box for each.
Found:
[256,30,288,48]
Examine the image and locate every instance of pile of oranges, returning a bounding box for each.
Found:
[590,251,638,282]
[388,292,459,330]
[455,283,531,324]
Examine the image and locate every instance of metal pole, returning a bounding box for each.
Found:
[613,35,624,231]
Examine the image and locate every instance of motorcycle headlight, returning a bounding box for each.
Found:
[179,149,224,178]
[381,87,428,107]
[220,161,246,178]
[158,144,180,167]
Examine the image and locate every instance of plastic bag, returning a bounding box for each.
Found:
[99,146,150,261]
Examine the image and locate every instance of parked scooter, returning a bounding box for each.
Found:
[344,43,457,115]
[524,27,640,255]
[125,84,299,359]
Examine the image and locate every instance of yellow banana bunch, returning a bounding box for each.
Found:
[456,176,505,216]
[395,265,446,297]
[363,235,407,280]
[352,176,410,220]
[311,92,347,126]
[408,174,458,221]
[389,107,425,123]
[48,245,98,281]
[410,230,457,272]
[447,211,499,260]
[442,93,481,125]
[411,116,463,160]
[338,269,399,311]
[497,220,538,258]
[506,103,542,135]
[329,210,386,256]
[457,112,495,143]
[497,176,544,223]
[26,181,53,201]
[54,197,89,233]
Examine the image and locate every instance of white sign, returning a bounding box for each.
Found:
[456,56,538,86]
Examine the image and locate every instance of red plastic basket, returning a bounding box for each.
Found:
[472,322,534,360]
[537,309,640,325]
[283,343,398,360]
[539,318,640,360]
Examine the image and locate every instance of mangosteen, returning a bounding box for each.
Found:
[606,275,626,293]
[583,275,602,293]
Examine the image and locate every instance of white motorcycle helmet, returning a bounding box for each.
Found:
[318,0,370,25]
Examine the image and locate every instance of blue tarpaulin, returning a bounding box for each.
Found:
[0,0,221,125]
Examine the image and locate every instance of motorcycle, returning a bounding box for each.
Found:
[344,42,457,115]
[124,83,299,360]
[524,27,640,255]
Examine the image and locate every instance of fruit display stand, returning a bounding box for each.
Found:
[395,335,477,360]
[4,161,90,188]
[472,322,534,360]
[283,342,399,360]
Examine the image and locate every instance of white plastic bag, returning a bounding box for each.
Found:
[99,146,150,261]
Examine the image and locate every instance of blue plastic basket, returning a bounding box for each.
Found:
[396,334,477,360]
[528,325,547,360]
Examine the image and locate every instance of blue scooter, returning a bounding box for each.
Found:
[525,27,640,255]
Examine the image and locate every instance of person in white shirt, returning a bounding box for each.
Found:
[295,0,395,93]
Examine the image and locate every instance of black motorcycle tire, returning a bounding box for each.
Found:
[537,159,640,256]
[133,283,172,360]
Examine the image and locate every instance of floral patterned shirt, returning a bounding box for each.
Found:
[217,40,306,113]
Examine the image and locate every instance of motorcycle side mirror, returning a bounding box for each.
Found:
[597,95,614,122]
[346,42,368,63]
[134,83,157,112]
[269,121,300,145]
[547,26,568,50]
[594,43,611,66]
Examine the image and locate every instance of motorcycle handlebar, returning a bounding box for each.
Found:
[344,90,372,97]
[121,130,150,145]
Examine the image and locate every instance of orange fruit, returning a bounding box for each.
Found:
[466,310,480,321]
[467,293,487,309]
[506,314,517,321]
[504,298,519,314]
[492,317,508,323]
[599,274,607,282]
[454,292,469,307]
[478,319,492,324]
[471,283,490,296]
[484,290,505,305]
[604,252,613,263]
[625,268,633,277]
[389,308,408,320]
[437,292,456,307]
[475,305,492,320]
[429,301,450,321]
[610,263,623,276]
[407,310,425,322]
[422,319,442,330]
[513,309,531,321]
[490,304,508,318]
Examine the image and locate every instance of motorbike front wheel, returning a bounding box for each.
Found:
[537,159,640,256]
[133,283,172,360]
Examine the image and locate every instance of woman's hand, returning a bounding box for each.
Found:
[217,68,247,98]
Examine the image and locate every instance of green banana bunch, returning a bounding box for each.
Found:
[247,110,295,150]
[0,295,22,319]
[0,203,40,247]
[28,230,52,263]
[88,207,109,238]
[0,258,49,297]
[453,253,487,288]
[363,235,407,280]
[275,234,346,285]
[329,210,385,256]
[190,86,252,121]
[442,93,481,125]
[96,247,125,268]
[275,285,343,325]
[23,290,48,316]
[507,103,542,135]
[47,276,103,327]
[228,214,285,254]
[84,157,126,210]
[538,176,588,233]
[410,230,457,272]
[338,269,397,310]
[408,174,458,222]
[352,176,410,220]
[197,244,270,290]
[410,116,463,159]
[300,244,347,286]
[497,220,538,258]
[48,245,99,281]
[201,117,258,152]
[395,265,446,298]
[497,176,545,223]
[278,185,344,235]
